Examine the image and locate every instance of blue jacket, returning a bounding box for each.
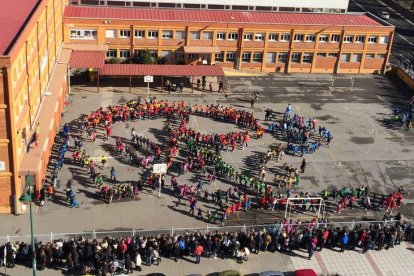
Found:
[341,235,349,245]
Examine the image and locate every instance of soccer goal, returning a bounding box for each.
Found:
[329,76,355,92]
[284,197,325,219]
[225,80,252,96]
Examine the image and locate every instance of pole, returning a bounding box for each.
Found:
[158,173,161,197]
[317,199,322,218]
[284,198,289,219]
[29,184,36,276]
[67,65,71,95]
[147,80,150,99]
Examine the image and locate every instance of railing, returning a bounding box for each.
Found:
[396,55,414,79]
[0,219,401,244]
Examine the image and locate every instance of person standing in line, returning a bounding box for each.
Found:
[194,244,204,264]
[308,241,315,260]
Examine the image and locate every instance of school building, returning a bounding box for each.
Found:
[0,0,69,213]
[63,6,394,74]
[0,1,394,214]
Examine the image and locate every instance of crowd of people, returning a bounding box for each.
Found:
[1,218,413,274]
[266,104,333,156]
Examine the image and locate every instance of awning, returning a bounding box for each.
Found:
[184,46,220,54]
[69,51,105,69]
[100,64,225,77]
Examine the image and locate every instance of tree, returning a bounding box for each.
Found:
[138,49,154,64]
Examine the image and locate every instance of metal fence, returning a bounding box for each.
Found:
[0,219,400,245]
[396,54,414,79]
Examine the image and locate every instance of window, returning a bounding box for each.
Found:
[242,52,251,62]
[105,29,116,38]
[148,31,159,38]
[331,34,341,42]
[291,53,301,63]
[243,33,253,40]
[303,53,313,63]
[317,52,327,57]
[266,52,276,63]
[355,35,365,43]
[328,53,338,57]
[162,30,173,39]
[228,33,238,40]
[226,52,236,61]
[278,52,288,62]
[202,32,212,40]
[149,51,158,59]
[268,33,278,41]
[119,50,130,58]
[189,53,198,59]
[134,30,145,38]
[176,31,186,40]
[379,36,389,44]
[215,52,224,62]
[254,33,265,41]
[175,51,184,60]
[119,30,131,38]
[70,29,97,39]
[294,34,304,42]
[377,54,386,59]
[368,36,378,43]
[106,49,116,58]
[365,53,375,58]
[305,34,316,42]
[280,34,290,42]
[351,53,362,62]
[319,35,329,43]
[161,50,172,60]
[343,35,353,43]
[216,32,226,40]
[340,53,351,62]
[191,31,201,40]
[253,52,263,62]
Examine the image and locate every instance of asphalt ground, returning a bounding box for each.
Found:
[1,73,414,239]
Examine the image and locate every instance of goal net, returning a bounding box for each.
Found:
[329,76,355,92]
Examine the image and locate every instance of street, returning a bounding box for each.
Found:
[349,0,414,63]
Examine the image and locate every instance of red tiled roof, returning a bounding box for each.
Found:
[69,51,106,69]
[0,0,40,55]
[64,6,383,27]
[100,64,225,77]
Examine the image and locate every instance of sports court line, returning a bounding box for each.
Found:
[314,252,329,274]
[365,251,383,276]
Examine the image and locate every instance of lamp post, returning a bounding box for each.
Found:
[19,173,37,276]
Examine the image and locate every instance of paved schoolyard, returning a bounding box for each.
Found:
[1,73,414,236]
[1,73,414,276]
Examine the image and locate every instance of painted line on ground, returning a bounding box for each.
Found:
[365,251,383,276]
[396,33,414,46]
[314,252,329,274]
[377,0,414,26]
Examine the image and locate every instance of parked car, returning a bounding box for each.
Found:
[219,270,242,276]
[295,269,317,276]
[260,271,285,276]
[380,11,390,19]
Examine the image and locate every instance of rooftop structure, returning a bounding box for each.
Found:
[70,0,350,13]
[64,6,382,27]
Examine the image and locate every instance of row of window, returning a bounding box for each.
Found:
[106,49,386,63]
[70,29,390,45]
